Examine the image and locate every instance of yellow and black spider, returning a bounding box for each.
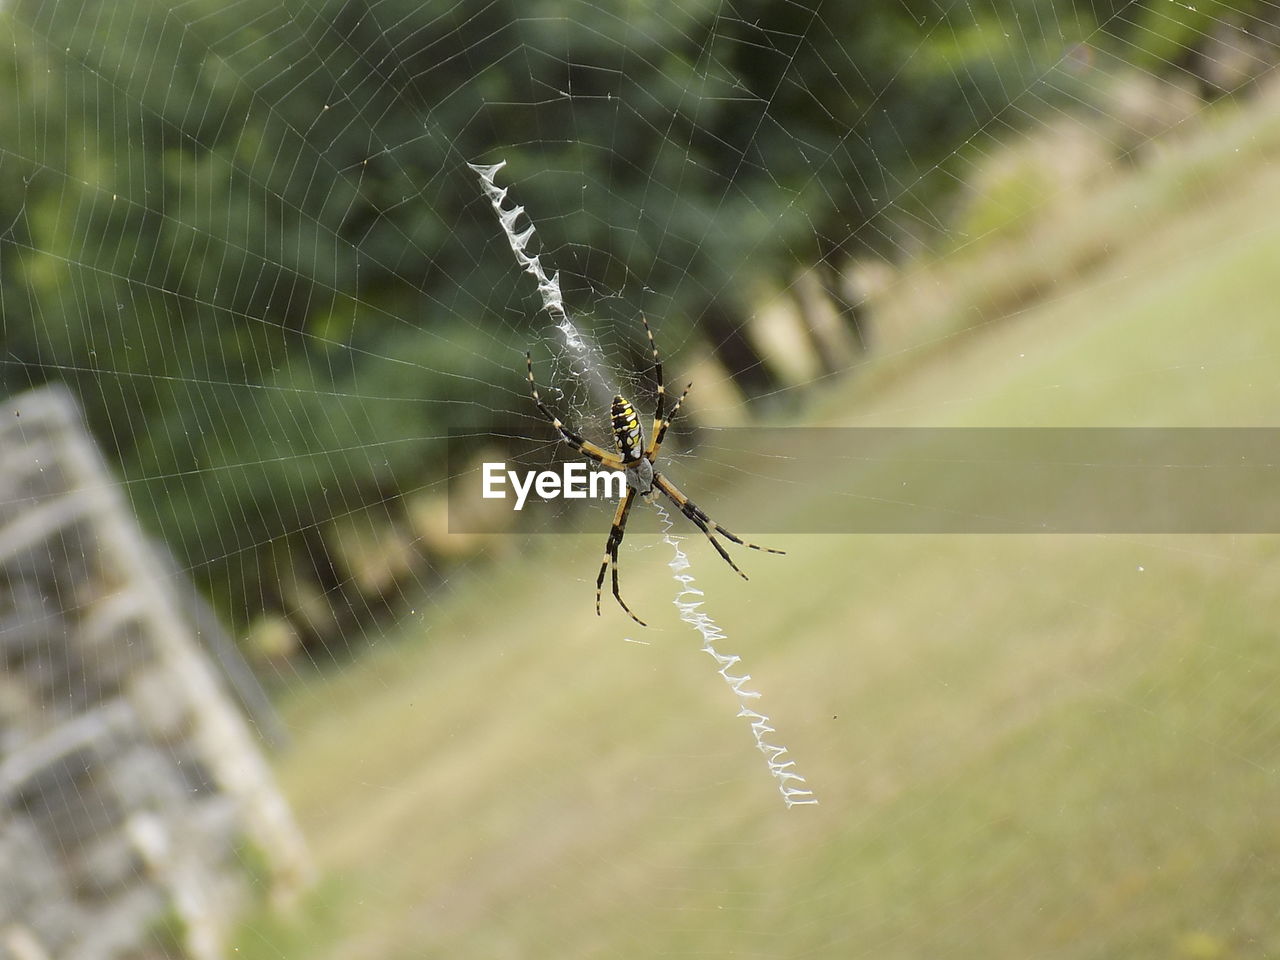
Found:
[525,316,784,626]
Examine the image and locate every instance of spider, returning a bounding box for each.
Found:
[525,316,784,626]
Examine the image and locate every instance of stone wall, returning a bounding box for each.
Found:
[0,386,310,960]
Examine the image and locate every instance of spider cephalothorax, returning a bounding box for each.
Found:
[525,316,784,626]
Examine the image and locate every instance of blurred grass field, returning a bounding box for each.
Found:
[234,105,1280,959]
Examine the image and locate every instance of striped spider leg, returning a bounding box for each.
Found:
[526,351,645,624]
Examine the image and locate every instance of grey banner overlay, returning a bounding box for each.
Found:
[447,428,1280,533]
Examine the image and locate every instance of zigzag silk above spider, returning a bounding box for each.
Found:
[525,315,784,626]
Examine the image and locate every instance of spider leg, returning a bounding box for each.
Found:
[654,473,785,579]
[654,474,746,579]
[641,314,666,451]
[595,487,646,626]
[526,352,625,470]
[647,382,691,463]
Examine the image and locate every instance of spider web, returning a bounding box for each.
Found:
[2,0,1279,958]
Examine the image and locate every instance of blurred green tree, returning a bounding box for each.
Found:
[0,0,1237,646]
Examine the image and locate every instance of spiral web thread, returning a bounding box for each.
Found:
[471,161,816,808]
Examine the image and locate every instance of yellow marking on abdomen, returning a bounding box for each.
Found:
[611,395,644,461]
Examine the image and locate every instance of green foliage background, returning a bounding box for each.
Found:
[0,0,1256,633]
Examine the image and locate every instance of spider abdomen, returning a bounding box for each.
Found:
[611,395,644,463]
